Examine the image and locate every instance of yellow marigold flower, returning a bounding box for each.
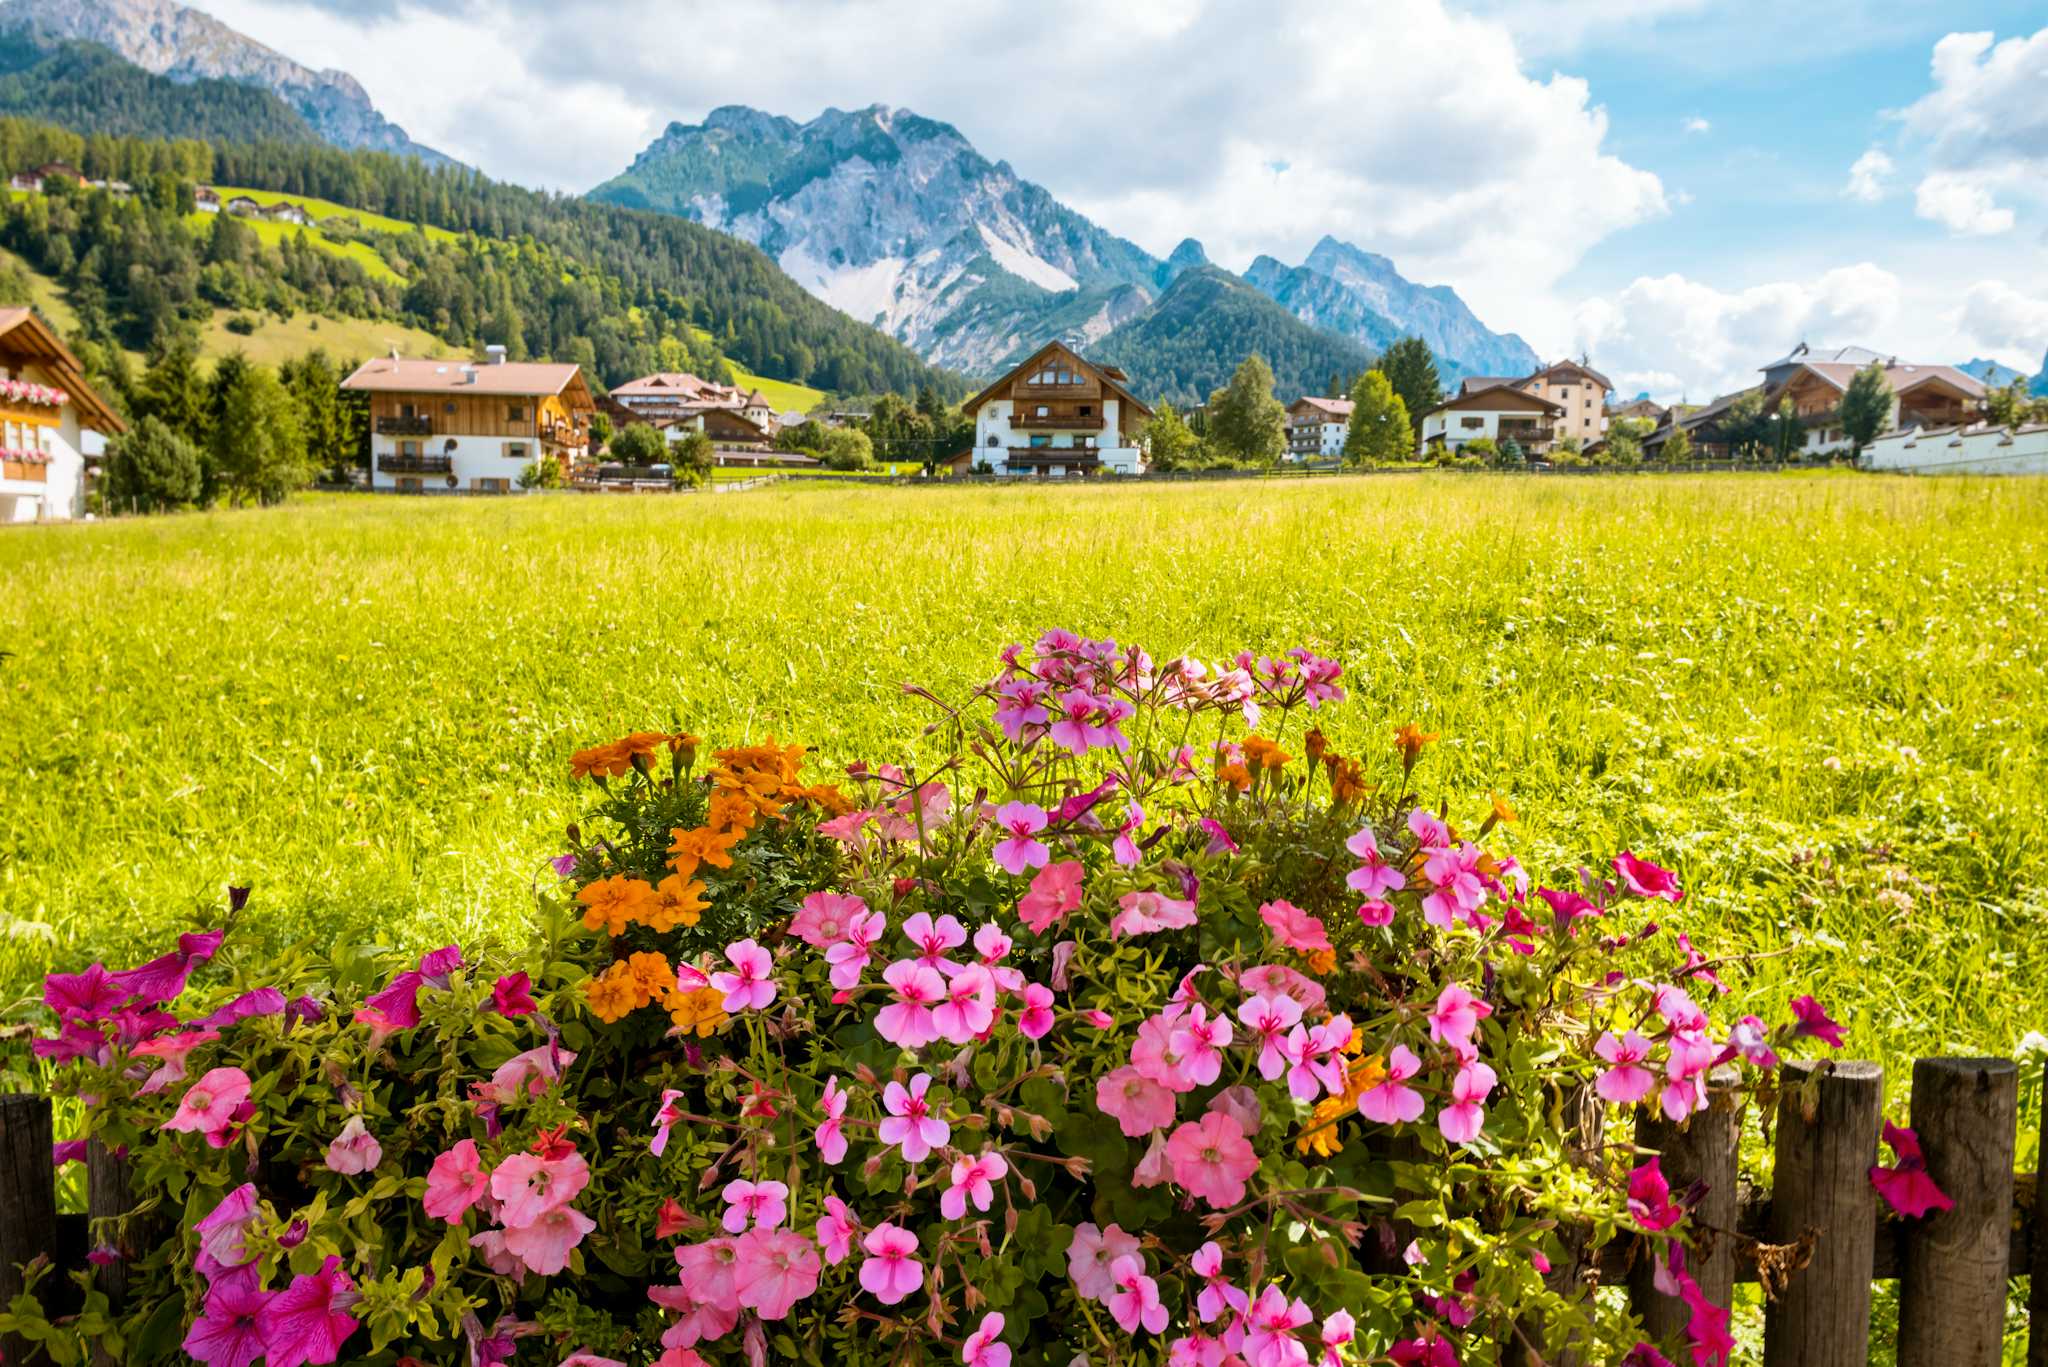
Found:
[644,874,708,932]
[665,985,728,1037]
[625,951,673,998]
[1298,1092,1351,1158]
[568,742,631,780]
[668,824,743,872]
[1346,1054,1387,1098]
[583,962,642,1024]
[577,875,657,936]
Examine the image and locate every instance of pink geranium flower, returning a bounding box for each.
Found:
[816,1076,849,1164]
[1259,900,1331,953]
[709,940,777,1013]
[1169,1005,1234,1087]
[1319,1309,1358,1367]
[1421,843,1488,930]
[502,1204,596,1276]
[1110,890,1198,939]
[1595,1031,1658,1105]
[1238,991,1305,1080]
[1788,994,1845,1049]
[721,1178,790,1233]
[962,1311,1010,1367]
[825,910,887,990]
[878,1073,951,1163]
[1345,827,1407,897]
[1357,1044,1425,1125]
[490,1150,590,1228]
[732,1227,819,1319]
[875,960,946,1048]
[1166,1112,1259,1209]
[1614,851,1683,902]
[1016,983,1056,1039]
[792,891,868,948]
[1017,860,1083,934]
[1727,1015,1780,1069]
[1427,983,1491,1046]
[163,1067,252,1140]
[651,1089,687,1158]
[1243,1283,1314,1367]
[858,1223,924,1305]
[1191,1240,1249,1323]
[1097,1065,1178,1137]
[1868,1121,1954,1218]
[1356,899,1395,928]
[1048,689,1107,756]
[934,964,997,1043]
[1437,1060,1497,1144]
[257,1254,359,1366]
[815,1195,857,1264]
[939,1149,1009,1220]
[1106,1255,1168,1335]
[1112,801,1145,867]
[323,1116,381,1175]
[1282,1014,1353,1102]
[991,802,1050,875]
[1068,1222,1139,1301]
[901,911,968,972]
[423,1139,488,1223]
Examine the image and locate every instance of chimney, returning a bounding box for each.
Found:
[486,344,507,365]
[461,364,478,385]
[388,345,399,363]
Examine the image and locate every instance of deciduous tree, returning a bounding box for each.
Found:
[1342,370,1411,465]
[1206,355,1285,466]
[1839,362,1893,456]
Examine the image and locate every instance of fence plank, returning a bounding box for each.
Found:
[1629,1069,1742,1341]
[0,1094,59,1366]
[1763,1059,1882,1367]
[86,1137,141,1367]
[1898,1057,2020,1367]
[2031,1059,2047,1367]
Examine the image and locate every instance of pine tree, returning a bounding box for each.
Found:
[1373,337,1442,435]
[101,415,202,512]
[208,363,307,506]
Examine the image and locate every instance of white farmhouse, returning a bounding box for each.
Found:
[1285,396,1351,461]
[964,342,1150,476]
[1417,383,1565,457]
[0,308,125,523]
[342,348,594,493]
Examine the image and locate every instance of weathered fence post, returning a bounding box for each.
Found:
[1762,1058,1882,1367]
[1897,1056,2020,1367]
[1,1094,59,1366]
[87,1137,142,1367]
[2030,1058,2047,1367]
[1629,1067,1741,1340]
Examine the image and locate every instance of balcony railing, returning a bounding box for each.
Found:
[376,415,433,436]
[540,423,587,447]
[378,454,453,474]
[1495,426,1555,446]
[1010,413,1103,430]
[1,459,47,483]
[1005,447,1101,464]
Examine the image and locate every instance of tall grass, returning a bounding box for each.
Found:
[1,474,2043,1150]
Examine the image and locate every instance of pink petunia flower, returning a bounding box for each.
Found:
[1068,1222,1139,1302]
[791,892,868,948]
[939,1149,1009,1220]
[193,1184,262,1281]
[675,1236,743,1314]
[709,940,778,1013]
[163,1067,252,1141]
[490,1150,590,1229]
[1614,851,1683,902]
[962,1312,1010,1367]
[875,960,946,1048]
[1015,983,1056,1039]
[1110,890,1198,939]
[502,1204,596,1276]
[1106,1255,1168,1335]
[323,1116,381,1175]
[1357,1044,1426,1125]
[878,1073,951,1164]
[257,1254,359,1367]
[1017,860,1083,934]
[815,1195,857,1264]
[1259,900,1331,953]
[133,1027,222,1095]
[732,1227,819,1319]
[487,972,536,1016]
[1166,1111,1259,1209]
[110,929,224,1006]
[193,990,286,1031]
[1097,1065,1179,1137]
[991,802,1051,876]
[423,1139,489,1223]
[1868,1121,1954,1218]
[1788,994,1845,1049]
[857,1223,924,1305]
[1437,1060,1497,1145]
[1595,1031,1659,1105]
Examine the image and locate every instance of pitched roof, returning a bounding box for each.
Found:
[1422,383,1564,419]
[341,356,592,405]
[1459,376,1517,397]
[1290,396,1353,418]
[963,340,1153,421]
[0,307,124,433]
[1787,360,1985,399]
[1531,359,1614,391]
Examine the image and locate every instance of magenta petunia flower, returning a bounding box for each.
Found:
[353,970,424,1032]
[489,972,537,1017]
[43,963,127,1023]
[1788,994,1845,1049]
[1614,851,1683,902]
[182,1277,273,1367]
[258,1254,359,1367]
[1868,1120,1954,1218]
[194,990,286,1031]
[110,929,224,1007]
[416,944,465,987]
[1166,1111,1259,1209]
[991,802,1051,876]
[857,1222,924,1305]
[1626,1157,1684,1231]
[709,940,778,1013]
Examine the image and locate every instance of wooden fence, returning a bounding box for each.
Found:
[0,1055,2041,1364]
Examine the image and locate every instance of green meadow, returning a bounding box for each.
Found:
[1,473,2044,1142]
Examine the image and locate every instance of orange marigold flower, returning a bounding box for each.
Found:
[577,875,657,936]
[665,985,728,1038]
[616,731,671,764]
[1394,723,1440,766]
[1304,728,1329,765]
[668,824,743,871]
[1303,948,1338,976]
[568,742,631,781]
[1215,762,1252,793]
[625,951,673,998]
[1327,757,1372,804]
[708,767,786,820]
[1489,791,1519,825]
[705,789,762,836]
[583,962,642,1024]
[1242,735,1292,771]
[644,874,708,932]
[795,783,857,816]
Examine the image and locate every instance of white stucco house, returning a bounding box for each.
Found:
[1286,396,1352,460]
[1418,383,1566,456]
[0,308,125,523]
[964,342,1151,476]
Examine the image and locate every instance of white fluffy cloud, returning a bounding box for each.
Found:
[1895,27,2048,237]
[1571,265,1903,400]
[202,0,1664,342]
[1844,149,1895,202]
[1952,281,2048,357]
[1682,116,1711,134]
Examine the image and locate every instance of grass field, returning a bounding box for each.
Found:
[1,474,2044,1145]
[195,311,452,368]
[204,187,463,243]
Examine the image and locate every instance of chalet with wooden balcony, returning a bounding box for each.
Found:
[1286,396,1352,460]
[0,308,124,523]
[1418,383,1564,457]
[964,342,1151,476]
[1757,344,1985,455]
[341,347,594,493]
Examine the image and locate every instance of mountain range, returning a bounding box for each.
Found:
[587,104,1541,394]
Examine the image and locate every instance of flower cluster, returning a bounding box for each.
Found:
[0,377,67,406]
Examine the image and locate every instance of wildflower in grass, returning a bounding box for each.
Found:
[1016,983,1056,1039]
[1068,1222,1139,1301]
[577,875,656,936]
[1098,1065,1178,1137]
[858,1223,923,1305]
[721,1178,789,1233]
[1167,1111,1259,1208]
[1018,860,1083,934]
[111,928,224,1006]
[710,940,777,1012]
[1868,1121,1954,1218]
[1594,1031,1658,1105]
[991,801,1050,875]
[816,1195,857,1264]
[1788,994,1845,1048]
[1190,1241,1248,1323]
[940,1149,1008,1219]
[1239,991,1305,1080]
[1613,851,1683,902]
[257,1254,359,1366]
[878,1073,950,1163]
[323,1116,381,1174]
[815,1076,849,1163]
[423,1139,488,1222]
[962,1312,1010,1367]
[792,892,866,948]
[490,972,536,1017]
[1357,1045,1425,1125]
[875,959,945,1047]
[733,1227,819,1319]
[902,911,968,973]
[825,908,888,989]
[1106,1255,1168,1334]
[1109,889,1197,939]
[582,962,643,1024]
[934,963,997,1042]
[1626,1157,1683,1231]
[1438,1059,1497,1144]
[1428,983,1491,1046]
[491,1149,590,1228]
[182,1278,272,1367]
[163,1066,252,1142]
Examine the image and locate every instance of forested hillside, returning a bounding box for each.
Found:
[0,35,318,144]
[1095,267,1374,404]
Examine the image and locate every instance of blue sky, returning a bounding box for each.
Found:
[208,0,2048,398]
